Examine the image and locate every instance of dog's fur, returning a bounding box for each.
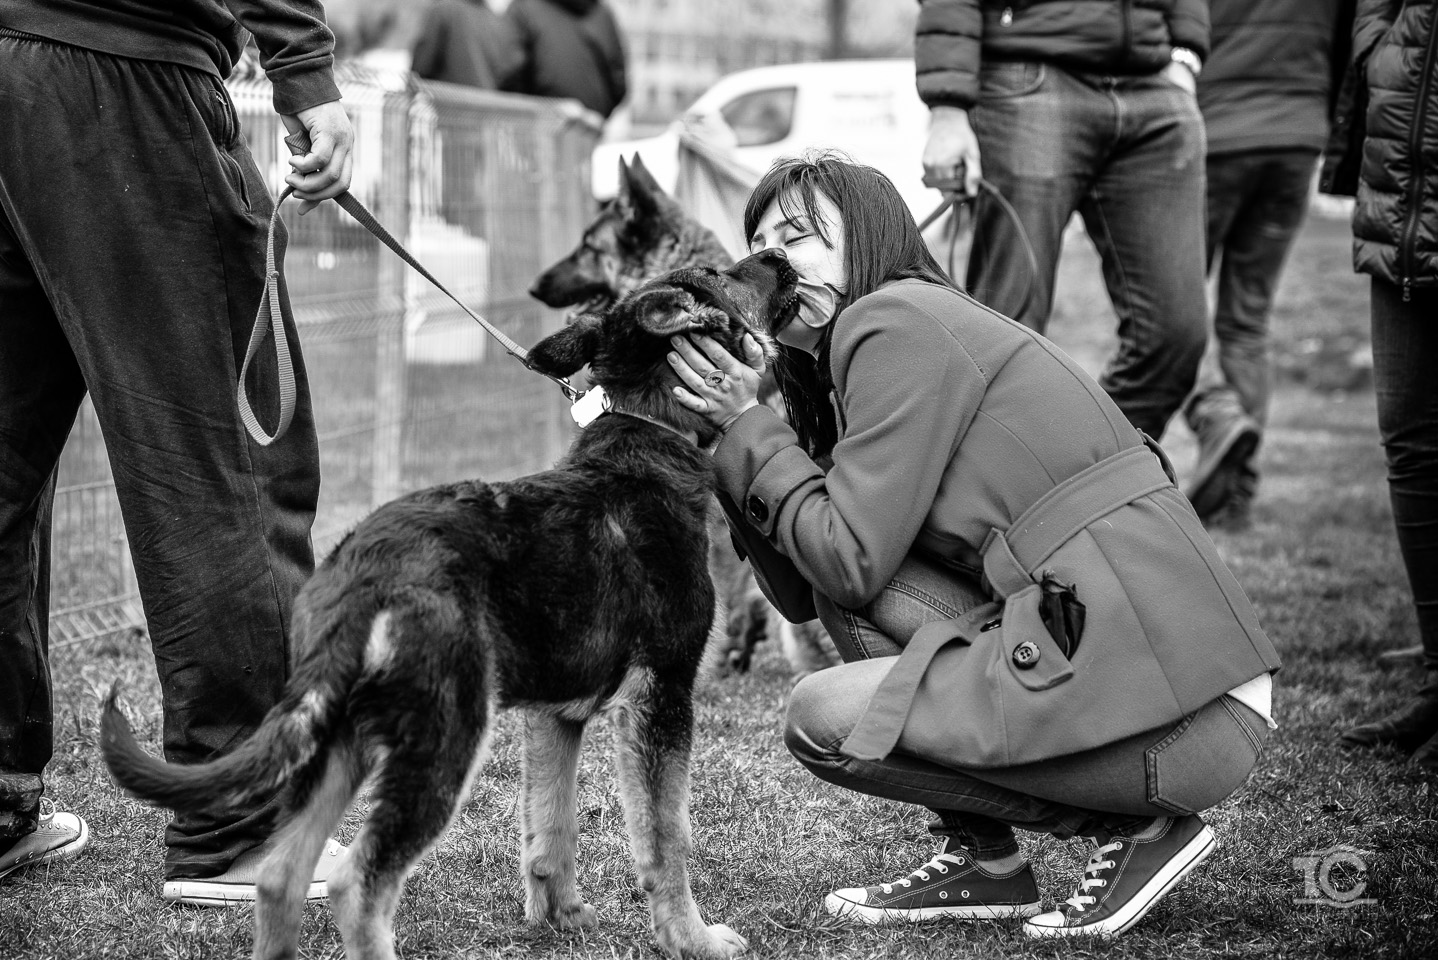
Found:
[100,254,801,960]
[532,157,838,680]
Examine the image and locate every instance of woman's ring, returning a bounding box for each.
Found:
[704,370,727,388]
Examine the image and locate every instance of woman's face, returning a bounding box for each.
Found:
[747,188,847,291]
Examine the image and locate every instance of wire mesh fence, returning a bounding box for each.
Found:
[49,67,600,648]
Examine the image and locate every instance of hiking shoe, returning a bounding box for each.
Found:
[163,838,347,906]
[824,840,1041,923]
[1340,688,1438,753]
[1184,388,1261,522]
[1023,815,1216,939]
[0,798,90,880]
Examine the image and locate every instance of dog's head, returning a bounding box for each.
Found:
[528,249,797,442]
[528,156,679,312]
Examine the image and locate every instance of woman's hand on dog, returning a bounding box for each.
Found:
[668,333,765,434]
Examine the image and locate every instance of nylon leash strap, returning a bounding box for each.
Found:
[238,131,577,447]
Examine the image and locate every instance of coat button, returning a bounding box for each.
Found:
[746,495,769,523]
[1012,640,1041,669]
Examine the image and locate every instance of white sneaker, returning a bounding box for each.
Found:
[0,798,90,879]
[163,838,346,906]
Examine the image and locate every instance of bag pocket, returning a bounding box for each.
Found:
[1145,696,1263,815]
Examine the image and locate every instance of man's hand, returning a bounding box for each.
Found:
[923,106,983,198]
[1160,60,1197,95]
[280,101,355,214]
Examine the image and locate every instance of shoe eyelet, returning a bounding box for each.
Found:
[1114,842,1123,849]
[939,891,948,899]
[956,857,965,864]
[936,866,947,874]
[961,890,971,899]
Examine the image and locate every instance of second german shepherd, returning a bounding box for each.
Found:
[101,251,800,960]
[532,157,838,680]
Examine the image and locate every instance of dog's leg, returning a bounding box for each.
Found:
[611,687,747,960]
[519,710,595,929]
[253,742,361,960]
[330,708,493,960]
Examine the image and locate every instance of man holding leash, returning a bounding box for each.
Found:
[0,0,353,903]
[915,0,1210,440]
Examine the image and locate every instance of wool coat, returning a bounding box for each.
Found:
[713,278,1280,764]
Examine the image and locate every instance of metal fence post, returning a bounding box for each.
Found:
[370,89,412,509]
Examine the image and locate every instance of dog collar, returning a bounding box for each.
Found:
[604,407,700,446]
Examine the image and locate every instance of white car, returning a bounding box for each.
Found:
[593,59,944,228]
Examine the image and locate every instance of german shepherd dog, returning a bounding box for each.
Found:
[100,251,801,960]
[532,157,837,680]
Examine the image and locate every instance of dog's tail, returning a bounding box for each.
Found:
[100,611,365,813]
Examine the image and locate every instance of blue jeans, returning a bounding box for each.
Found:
[1372,278,1438,669]
[788,555,1268,858]
[0,36,316,876]
[967,62,1209,438]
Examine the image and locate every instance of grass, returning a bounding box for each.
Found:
[4,212,1436,959]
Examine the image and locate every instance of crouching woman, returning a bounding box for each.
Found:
[667,154,1280,939]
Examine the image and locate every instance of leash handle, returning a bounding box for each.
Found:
[918,177,1039,322]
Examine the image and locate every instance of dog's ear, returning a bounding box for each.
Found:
[631,287,696,337]
[528,312,603,376]
[621,154,665,220]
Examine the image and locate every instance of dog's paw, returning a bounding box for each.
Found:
[687,923,748,959]
[550,901,598,930]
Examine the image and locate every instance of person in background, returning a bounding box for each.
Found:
[915,0,1209,441]
[503,0,628,120]
[1324,0,1438,770]
[0,0,354,901]
[1181,0,1350,532]
[411,0,524,90]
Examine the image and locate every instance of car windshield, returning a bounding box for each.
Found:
[718,87,797,147]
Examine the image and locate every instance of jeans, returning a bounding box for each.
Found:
[0,35,317,877]
[1372,279,1438,669]
[967,62,1209,438]
[1196,150,1319,431]
[789,555,1269,858]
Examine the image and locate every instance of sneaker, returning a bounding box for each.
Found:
[1023,815,1216,939]
[163,837,346,906]
[1184,388,1261,522]
[0,798,90,880]
[824,840,1041,924]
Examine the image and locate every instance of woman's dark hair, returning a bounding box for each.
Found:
[743,152,956,457]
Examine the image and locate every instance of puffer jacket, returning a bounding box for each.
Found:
[915,0,1210,110]
[1330,0,1438,292]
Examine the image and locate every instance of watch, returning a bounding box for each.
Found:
[1170,46,1202,78]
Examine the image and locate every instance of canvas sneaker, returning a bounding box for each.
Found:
[1023,814,1216,939]
[163,837,347,906]
[824,839,1041,924]
[0,798,90,880]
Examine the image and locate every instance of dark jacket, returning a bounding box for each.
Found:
[504,0,627,119]
[1322,0,1438,290]
[1199,0,1347,155]
[411,0,524,90]
[915,0,1210,110]
[714,278,1279,766]
[0,0,339,114]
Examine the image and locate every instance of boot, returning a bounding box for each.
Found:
[1340,676,1438,753]
[1184,386,1261,523]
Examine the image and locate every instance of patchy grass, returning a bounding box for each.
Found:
[4,213,1435,959]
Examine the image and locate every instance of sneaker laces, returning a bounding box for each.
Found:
[878,851,966,894]
[37,797,55,826]
[1062,840,1122,914]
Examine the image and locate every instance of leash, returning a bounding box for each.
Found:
[918,175,1040,323]
[238,131,580,447]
